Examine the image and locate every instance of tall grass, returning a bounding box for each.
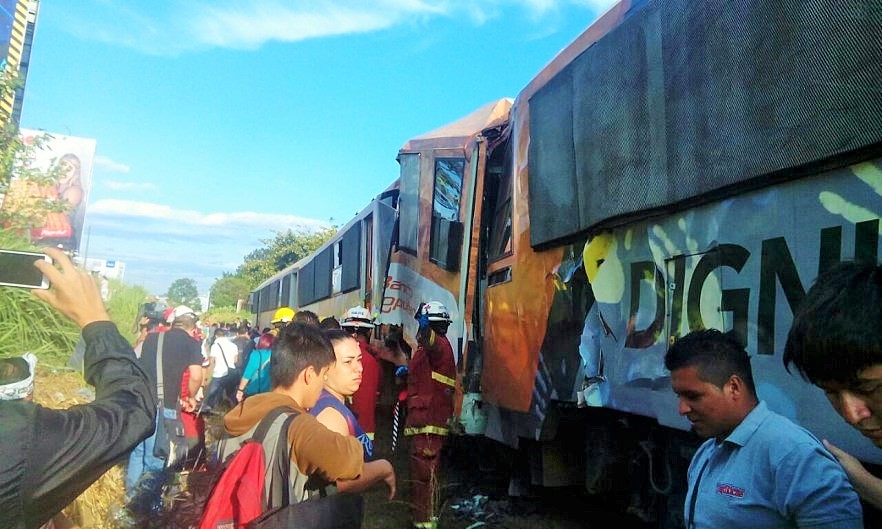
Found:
[0,231,79,365]
[201,306,246,326]
[0,230,151,364]
[104,278,149,344]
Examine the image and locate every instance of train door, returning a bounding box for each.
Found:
[364,214,373,309]
[473,132,513,380]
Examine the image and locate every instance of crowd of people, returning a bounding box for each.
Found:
[123,297,456,528]
[0,245,456,528]
[4,250,882,529]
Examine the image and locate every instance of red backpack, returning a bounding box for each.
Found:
[199,407,298,529]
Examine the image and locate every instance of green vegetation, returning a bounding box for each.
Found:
[104,278,150,343]
[0,231,78,366]
[0,72,69,235]
[208,273,250,309]
[166,277,200,308]
[200,306,247,326]
[235,227,337,289]
[0,229,152,365]
[206,227,337,310]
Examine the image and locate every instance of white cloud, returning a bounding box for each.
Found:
[83,199,331,295]
[103,180,157,192]
[89,199,330,232]
[93,155,131,173]
[64,0,615,55]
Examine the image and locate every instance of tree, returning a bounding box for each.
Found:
[166,278,200,309]
[209,273,251,309]
[0,71,69,236]
[235,227,337,288]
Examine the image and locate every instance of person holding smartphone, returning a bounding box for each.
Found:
[0,247,156,529]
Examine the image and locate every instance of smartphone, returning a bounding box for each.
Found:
[0,249,52,289]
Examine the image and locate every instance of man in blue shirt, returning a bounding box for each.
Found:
[666,329,863,528]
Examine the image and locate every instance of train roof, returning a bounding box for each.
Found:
[399,98,512,153]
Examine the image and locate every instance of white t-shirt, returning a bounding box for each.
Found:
[210,338,238,378]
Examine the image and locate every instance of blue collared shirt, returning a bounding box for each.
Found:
[685,401,863,529]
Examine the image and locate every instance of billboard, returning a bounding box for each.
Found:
[1,129,97,252]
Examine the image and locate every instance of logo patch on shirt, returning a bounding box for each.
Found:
[716,483,744,497]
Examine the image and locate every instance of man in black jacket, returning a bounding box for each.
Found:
[0,247,156,529]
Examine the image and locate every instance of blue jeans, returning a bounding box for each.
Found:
[205,374,236,409]
[125,407,174,512]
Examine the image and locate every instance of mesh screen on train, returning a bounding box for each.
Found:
[528,0,882,246]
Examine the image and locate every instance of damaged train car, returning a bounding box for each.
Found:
[251,0,882,524]
[461,0,882,524]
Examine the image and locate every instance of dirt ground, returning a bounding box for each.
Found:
[362,405,653,529]
[35,367,650,529]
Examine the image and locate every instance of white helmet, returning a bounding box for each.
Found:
[342,306,375,329]
[422,301,451,322]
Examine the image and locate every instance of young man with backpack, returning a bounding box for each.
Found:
[200,322,364,528]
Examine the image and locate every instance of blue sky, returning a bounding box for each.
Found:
[20,0,615,297]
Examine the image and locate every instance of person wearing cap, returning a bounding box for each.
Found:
[125,304,203,507]
[400,301,457,529]
[269,307,295,335]
[341,306,385,443]
[0,247,156,529]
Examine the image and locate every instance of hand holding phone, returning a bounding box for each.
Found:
[30,247,111,328]
[0,249,52,289]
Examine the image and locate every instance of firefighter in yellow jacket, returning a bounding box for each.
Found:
[402,301,456,529]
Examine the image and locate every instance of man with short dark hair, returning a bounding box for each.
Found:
[785,261,882,509]
[667,329,862,528]
[220,322,363,504]
[0,247,155,529]
[294,309,320,326]
[232,325,255,372]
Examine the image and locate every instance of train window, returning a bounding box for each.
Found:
[488,141,513,261]
[288,272,298,307]
[364,216,373,293]
[341,224,361,292]
[298,261,315,305]
[313,247,333,301]
[281,275,291,306]
[332,239,343,294]
[269,279,281,309]
[432,158,464,221]
[398,153,420,253]
[430,158,465,268]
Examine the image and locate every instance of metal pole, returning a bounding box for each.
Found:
[81,225,91,266]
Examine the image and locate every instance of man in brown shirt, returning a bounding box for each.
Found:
[222,322,363,502]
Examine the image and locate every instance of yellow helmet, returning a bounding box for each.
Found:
[271,307,296,324]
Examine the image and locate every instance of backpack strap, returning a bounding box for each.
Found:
[269,412,300,508]
[251,405,295,444]
[248,407,300,510]
[155,332,165,406]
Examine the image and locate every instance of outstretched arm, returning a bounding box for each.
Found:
[24,248,156,528]
[824,439,882,509]
[337,459,396,499]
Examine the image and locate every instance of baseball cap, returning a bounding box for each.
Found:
[170,305,197,322]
